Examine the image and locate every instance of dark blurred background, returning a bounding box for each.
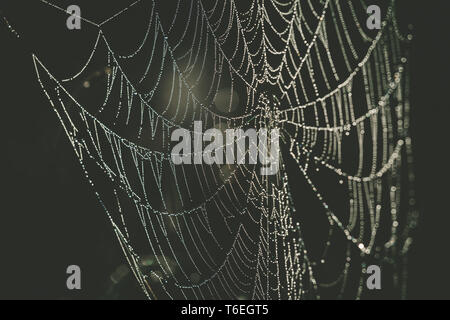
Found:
[0,0,449,299]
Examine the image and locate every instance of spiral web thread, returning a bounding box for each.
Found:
[5,0,418,299]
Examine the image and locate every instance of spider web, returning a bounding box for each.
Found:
[4,0,418,299]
